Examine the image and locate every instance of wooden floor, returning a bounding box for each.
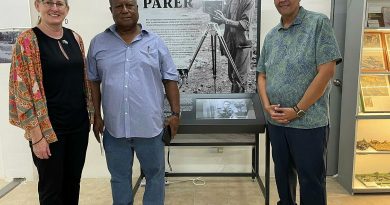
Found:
[1,177,390,205]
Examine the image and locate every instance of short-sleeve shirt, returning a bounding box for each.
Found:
[87,25,178,138]
[257,7,342,129]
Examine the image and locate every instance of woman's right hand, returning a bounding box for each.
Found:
[29,126,51,159]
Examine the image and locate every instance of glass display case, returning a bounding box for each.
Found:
[339,0,390,194]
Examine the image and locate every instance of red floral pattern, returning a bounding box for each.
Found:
[9,29,94,143]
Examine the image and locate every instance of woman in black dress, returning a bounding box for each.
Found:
[9,1,95,204]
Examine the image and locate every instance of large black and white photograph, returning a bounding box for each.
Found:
[196,98,255,119]
[0,28,24,64]
[138,0,258,94]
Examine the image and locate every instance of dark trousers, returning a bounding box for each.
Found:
[268,123,329,205]
[30,129,89,205]
[227,47,251,93]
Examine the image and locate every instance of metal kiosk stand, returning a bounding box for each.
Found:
[133,93,270,205]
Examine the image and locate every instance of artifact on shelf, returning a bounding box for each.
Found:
[356,139,370,150]
[370,140,390,151]
[356,172,390,187]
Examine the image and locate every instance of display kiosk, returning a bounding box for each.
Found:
[133,93,269,204]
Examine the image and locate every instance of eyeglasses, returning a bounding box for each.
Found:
[41,1,67,9]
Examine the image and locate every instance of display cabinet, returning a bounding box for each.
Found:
[339,0,390,193]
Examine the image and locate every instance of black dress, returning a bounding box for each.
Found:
[33,27,88,135]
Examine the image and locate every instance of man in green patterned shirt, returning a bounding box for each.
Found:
[257,0,342,204]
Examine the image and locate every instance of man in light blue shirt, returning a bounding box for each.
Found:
[257,0,342,204]
[87,0,180,204]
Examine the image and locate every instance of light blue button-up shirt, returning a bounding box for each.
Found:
[87,25,178,138]
[257,7,342,129]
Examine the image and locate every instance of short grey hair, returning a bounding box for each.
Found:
[109,0,138,6]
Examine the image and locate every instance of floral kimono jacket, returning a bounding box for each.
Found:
[9,28,94,143]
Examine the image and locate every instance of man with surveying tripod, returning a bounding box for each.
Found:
[212,0,255,93]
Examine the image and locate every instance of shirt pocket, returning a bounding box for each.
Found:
[139,46,159,71]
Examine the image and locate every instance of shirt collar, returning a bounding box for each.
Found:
[106,24,149,36]
[277,6,307,30]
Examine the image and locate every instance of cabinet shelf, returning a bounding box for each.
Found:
[356,147,390,154]
[356,113,390,119]
[365,28,390,32]
[353,178,390,193]
[361,71,390,75]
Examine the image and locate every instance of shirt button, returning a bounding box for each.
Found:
[125,98,128,101]
[125,85,128,88]
[125,72,129,75]
[126,59,130,61]
[125,112,128,115]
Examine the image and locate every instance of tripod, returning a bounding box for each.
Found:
[179,22,244,93]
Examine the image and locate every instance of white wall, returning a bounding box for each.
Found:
[0,0,31,29]
[0,0,33,181]
[0,0,332,180]
[0,66,33,179]
[260,0,332,47]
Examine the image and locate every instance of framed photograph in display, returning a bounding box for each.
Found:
[384,33,390,50]
[360,75,390,112]
[360,50,387,71]
[384,33,390,70]
[363,33,383,49]
[195,98,256,120]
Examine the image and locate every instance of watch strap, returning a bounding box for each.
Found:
[171,111,180,117]
[293,105,305,118]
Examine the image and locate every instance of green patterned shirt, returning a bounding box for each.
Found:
[257,7,342,129]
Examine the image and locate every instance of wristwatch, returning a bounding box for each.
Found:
[171,111,180,118]
[293,105,305,118]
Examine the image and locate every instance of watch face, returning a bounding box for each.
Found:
[297,110,305,117]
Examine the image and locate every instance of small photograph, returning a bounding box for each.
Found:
[196,98,256,120]
[360,75,389,88]
[360,75,390,97]
[384,33,390,50]
[363,33,382,49]
[362,87,389,96]
[0,28,25,64]
[360,50,387,71]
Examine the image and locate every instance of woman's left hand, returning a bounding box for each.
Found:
[29,126,51,159]
[33,138,51,159]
